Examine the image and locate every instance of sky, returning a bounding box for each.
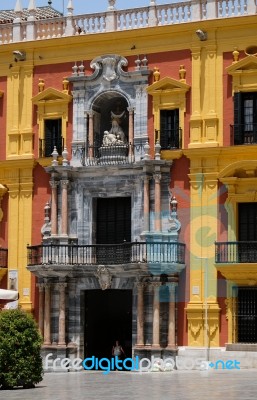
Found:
[0,1,170,15]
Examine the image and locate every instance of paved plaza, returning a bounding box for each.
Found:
[1,369,257,400]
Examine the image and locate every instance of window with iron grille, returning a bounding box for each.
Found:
[160,109,180,149]
[40,119,63,157]
[233,92,257,144]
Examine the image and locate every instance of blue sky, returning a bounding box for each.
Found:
[1,1,169,15]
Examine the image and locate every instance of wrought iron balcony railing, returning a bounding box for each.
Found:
[155,128,182,150]
[27,242,185,266]
[39,137,64,158]
[230,124,257,145]
[0,248,8,268]
[215,241,257,263]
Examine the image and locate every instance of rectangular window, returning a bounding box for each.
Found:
[160,109,180,149]
[233,93,257,144]
[39,119,63,157]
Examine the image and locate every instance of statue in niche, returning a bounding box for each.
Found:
[101,105,127,147]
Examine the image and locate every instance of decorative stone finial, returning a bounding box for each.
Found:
[44,201,51,223]
[141,55,148,70]
[51,146,59,166]
[38,78,45,92]
[135,56,141,71]
[168,194,181,238]
[41,201,51,238]
[14,0,23,13]
[78,61,85,76]
[72,62,78,76]
[62,77,69,93]
[232,47,239,63]
[153,67,160,82]
[62,147,69,166]
[108,0,116,10]
[28,0,36,10]
[155,140,161,160]
[143,141,150,160]
[67,0,74,15]
[179,65,186,82]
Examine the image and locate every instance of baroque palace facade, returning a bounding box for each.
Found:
[1,0,257,365]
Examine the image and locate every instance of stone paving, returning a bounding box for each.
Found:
[2,370,257,400]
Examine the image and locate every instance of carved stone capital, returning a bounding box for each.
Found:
[49,180,59,189]
[61,179,69,188]
[153,173,161,183]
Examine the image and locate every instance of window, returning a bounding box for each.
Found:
[39,119,63,158]
[233,93,257,145]
[160,109,180,149]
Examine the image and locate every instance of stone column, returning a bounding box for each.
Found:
[128,107,134,158]
[167,284,176,347]
[153,173,162,232]
[43,283,51,345]
[136,282,144,346]
[88,111,94,158]
[152,282,161,347]
[143,176,150,232]
[57,282,67,346]
[37,283,44,336]
[49,180,58,236]
[61,179,69,236]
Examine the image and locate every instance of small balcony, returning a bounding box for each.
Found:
[230,124,257,145]
[27,242,185,268]
[215,241,257,263]
[155,128,182,150]
[39,137,64,158]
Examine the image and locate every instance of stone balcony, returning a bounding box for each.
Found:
[27,241,185,278]
[1,0,256,45]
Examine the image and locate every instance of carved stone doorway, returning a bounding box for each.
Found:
[84,289,132,360]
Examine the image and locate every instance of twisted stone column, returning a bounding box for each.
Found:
[61,179,69,236]
[136,282,145,346]
[143,176,150,232]
[57,282,67,346]
[128,107,134,158]
[43,283,51,345]
[153,173,162,232]
[49,180,58,236]
[88,111,94,158]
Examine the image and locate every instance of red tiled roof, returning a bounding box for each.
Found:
[0,6,62,24]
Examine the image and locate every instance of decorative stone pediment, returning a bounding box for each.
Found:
[219,160,257,179]
[227,55,257,93]
[32,87,72,105]
[147,77,190,95]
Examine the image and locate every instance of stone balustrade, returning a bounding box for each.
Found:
[0,0,256,45]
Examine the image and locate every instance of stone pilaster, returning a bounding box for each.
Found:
[152,282,161,347]
[37,283,45,336]
[136,282,145,346]
[49,179,58,236]
[57,282,67,346]
[61,179,69,236]
[43,283,51,345]
[153,173,162,232]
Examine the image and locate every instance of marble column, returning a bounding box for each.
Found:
[143,176,150,232]
[153,173,162,232]
[49,180,58,236]
[37,283,44,336]
[43,283,51,345]
[88,111,94,158]
[57,282,67,346]
[61,179,69,236]
[152,282,161,347]
[167,284,176,348]
[136,282,144,346]
[128,107,134,158]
